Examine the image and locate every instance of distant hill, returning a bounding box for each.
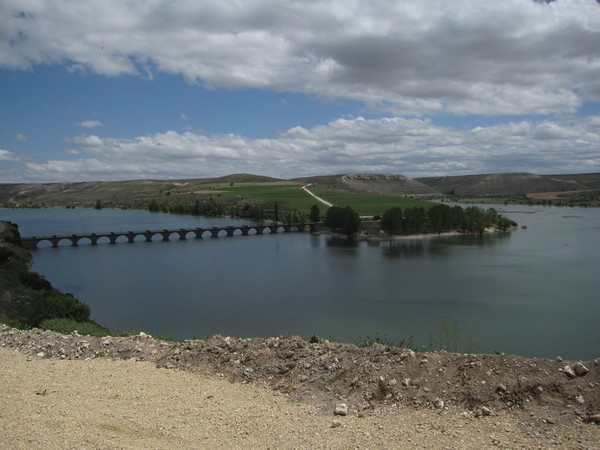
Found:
[1,172,599,209]
[295,174,439,196]
[416,172,600,197]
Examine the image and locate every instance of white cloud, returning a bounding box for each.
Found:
[1,0,599,116]
[0,149,20,161]
[76,120,103,128]
[14,133,28,142]
[16,115,600,182]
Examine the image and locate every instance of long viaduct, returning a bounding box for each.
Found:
[21,222,322,250]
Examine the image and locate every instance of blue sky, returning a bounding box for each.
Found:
[1,1,600,182]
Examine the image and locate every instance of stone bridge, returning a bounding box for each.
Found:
[21,222,322,250]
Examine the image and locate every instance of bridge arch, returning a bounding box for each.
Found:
[21,222,320,249]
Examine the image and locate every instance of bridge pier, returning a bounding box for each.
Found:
[160,230,170,241]
[177,229,187,240]
[192,228,204,239]
[210,227,219,238]
[109,233,117,244]
[144,231,153,242]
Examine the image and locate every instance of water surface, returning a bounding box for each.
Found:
[2,205,599,359]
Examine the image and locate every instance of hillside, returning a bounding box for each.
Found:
[2,171,599,210]
[417,172,600,199]
[295,173,440,196]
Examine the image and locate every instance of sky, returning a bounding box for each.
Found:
[1,0,600,183]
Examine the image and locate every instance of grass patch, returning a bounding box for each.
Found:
[426,318,480,354]
[311,186,434,216]
[354,334,415,350]
[40,318,110,337]
[217,182,317,211]
[0,313,29,330]
[214,181,435,216]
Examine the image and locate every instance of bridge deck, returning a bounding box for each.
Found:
[21,222,322,249]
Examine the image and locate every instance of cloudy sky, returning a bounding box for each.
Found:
[1,0,600,183]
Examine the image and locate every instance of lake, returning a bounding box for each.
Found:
[2,205,599,359]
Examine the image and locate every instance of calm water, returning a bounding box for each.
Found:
[2,206,599,359]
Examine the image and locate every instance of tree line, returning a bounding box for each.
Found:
[381,204,516,235]
[324,204,516,238]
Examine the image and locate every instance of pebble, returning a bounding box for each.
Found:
[573,361,589,376]
[481,406,492,416]
[561,365,576,378]
[331,419,342,428]
[334,403,348,416]
[574,395,584,405]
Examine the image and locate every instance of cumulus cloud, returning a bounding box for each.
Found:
[17,116,600,182]
[1,0,599,116]
[0,149,20,161]
[76,120,104,128]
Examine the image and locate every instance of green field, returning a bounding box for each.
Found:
[215,182,433,216]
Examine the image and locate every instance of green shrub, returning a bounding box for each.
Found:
[20,272,52,290]
[40,318,109,337]
[0,247,13,265]
[29,294,90,327]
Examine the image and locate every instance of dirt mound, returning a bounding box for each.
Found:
[2,325,598,427]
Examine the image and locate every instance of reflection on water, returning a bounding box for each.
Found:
[382,240,425,258]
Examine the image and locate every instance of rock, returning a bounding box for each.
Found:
[496,383,507,394]
[583,414,600,424]
[433,398,445,409]
[481,406,492,416]
[331,419,342,428]
[334,403,349,416]
[573,361,589,376]
[100,338,112,347]
[410,377,424,387]
[562,365,577,378]
[574,395,584,405]
[35,351,45,358]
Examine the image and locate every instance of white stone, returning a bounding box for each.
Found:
[573,361,589,376]
[562,365,576,378]
[334,403,349,416]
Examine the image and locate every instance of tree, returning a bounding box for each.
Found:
[380,207,404,234]
[94,199,103,210]
[309,204,320,222]
[325,206,361,238]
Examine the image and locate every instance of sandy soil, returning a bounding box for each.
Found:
[1,327,599,449]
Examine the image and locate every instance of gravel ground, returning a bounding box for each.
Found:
[1,326,600,449]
